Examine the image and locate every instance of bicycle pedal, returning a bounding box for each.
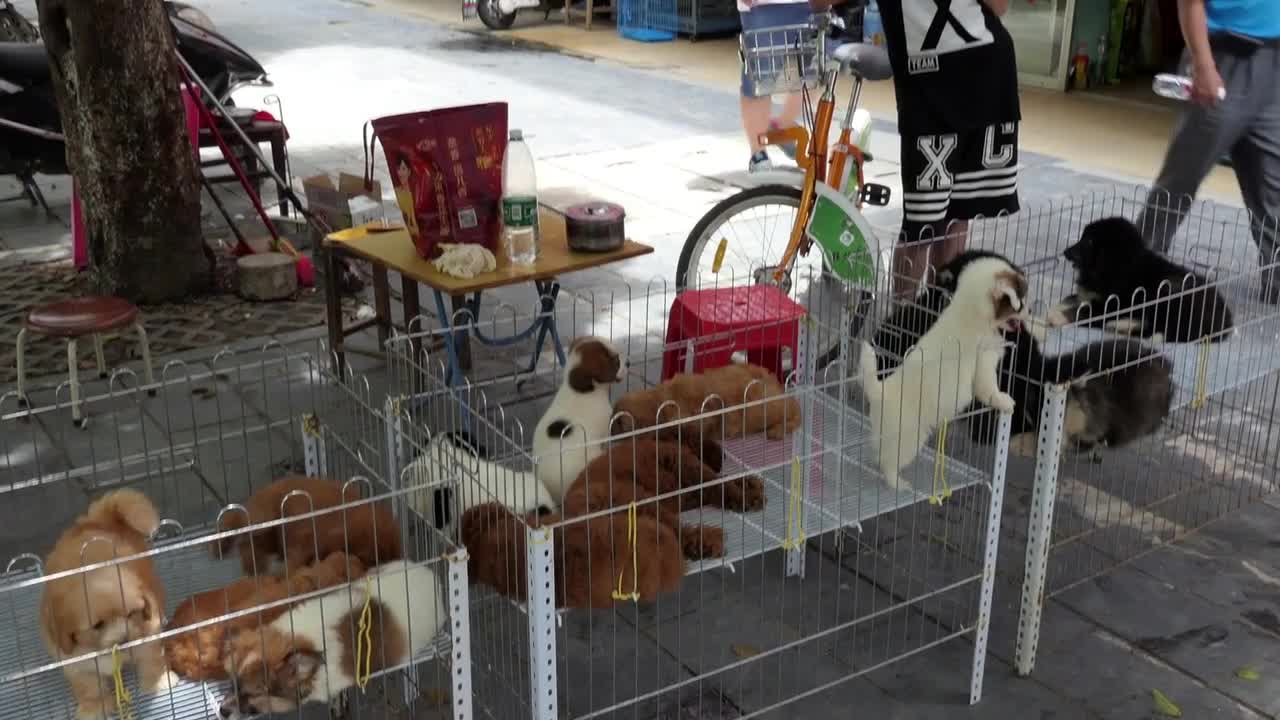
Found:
[860,183,891,207]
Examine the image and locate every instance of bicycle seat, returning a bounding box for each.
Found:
[832,43,892,82]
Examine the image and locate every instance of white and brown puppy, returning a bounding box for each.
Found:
[219,560,444,718]
[532,336,626,501]
[859,256,1025,490]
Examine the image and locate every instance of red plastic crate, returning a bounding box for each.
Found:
[662,285,808,383]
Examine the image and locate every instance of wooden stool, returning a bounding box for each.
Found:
[15,297,155,426]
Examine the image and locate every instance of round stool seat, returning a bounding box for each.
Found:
[25,297,140,338]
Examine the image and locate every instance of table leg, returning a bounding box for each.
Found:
[324,244,346,381]
[451,294,473,372]
[528,280,567,372]
[432,290,467,389]
[271,133,290,217]
[401,274,422,362]
[373,265,391,349]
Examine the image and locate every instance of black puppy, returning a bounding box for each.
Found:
[872,251,1174,452]
[1051,217,1234,343]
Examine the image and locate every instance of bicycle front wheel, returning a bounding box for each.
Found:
[677,184,825,295]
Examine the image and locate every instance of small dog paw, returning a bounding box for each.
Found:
[145,670,180,694]
[724,476,766,512]
[329,691,352,720]
[77,699,116,720]
[682,526,725,560]
[989,393,1016,414]
[884,472,906,492]
[1046,306,1070,327]
[1009,433,1038,457]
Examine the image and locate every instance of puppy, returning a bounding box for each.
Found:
[461,502,685,609]
[859,255,1024,489]
[612,362,802,441]
[562,434,765,561]
[220,560,444,718]
[40,489,177,719]
[216,476,402,575]
[1050,217,1234,343]
[403,432,556,535]
[532,336,626,502]
[164,551,366,681]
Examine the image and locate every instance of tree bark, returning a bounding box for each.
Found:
[38,0,207,303]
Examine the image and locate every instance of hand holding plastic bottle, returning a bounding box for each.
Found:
[1189,59,1225,106]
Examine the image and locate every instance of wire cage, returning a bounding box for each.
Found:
[904,185,1280,675]
[0,342,473,720]
[617,0,740,42]
[739,22,823,97]
[383,271,1014,719]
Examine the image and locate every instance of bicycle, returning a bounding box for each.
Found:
[676,12,894,366]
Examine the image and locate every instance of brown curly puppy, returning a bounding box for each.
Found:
[613,362,802,441]
[215,476,402,575]
[461,503,685,609]
[164,552,366,681]
[562,434,766,561]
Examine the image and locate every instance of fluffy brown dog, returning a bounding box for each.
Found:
[562,434,766,561]
[461,503,685,609]
[216,476,402,575]
[40,489,176,719]
[164,551,366,681]
[612,362,802,440]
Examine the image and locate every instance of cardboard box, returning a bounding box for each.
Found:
[302,173,384,247]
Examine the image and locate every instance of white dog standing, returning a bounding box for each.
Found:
[532,336,626,501]
[859,256,1026,490]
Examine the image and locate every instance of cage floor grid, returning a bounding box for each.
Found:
[0,542,450,720]
[683,392,991,573]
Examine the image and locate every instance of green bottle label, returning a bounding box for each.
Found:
[503,196,537,227]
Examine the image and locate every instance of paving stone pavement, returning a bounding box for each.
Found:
[1,0,1279,719]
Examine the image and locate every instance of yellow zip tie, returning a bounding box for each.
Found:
[929,420,952,506]
[1191,337,1211,409]
[354,575,374,691]
[111,645,134,720]
[711,237,728,274]
[612,503,640,602]
[783,457,807,550]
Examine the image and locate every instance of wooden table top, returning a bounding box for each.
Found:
[324,207,652,295]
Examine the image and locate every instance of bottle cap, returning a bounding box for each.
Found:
[509,129,523,141]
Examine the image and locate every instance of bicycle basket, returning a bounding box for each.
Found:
[740,22,822,96]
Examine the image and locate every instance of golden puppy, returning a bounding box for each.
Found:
[216,476,402,575]
[613,362,802,440]
[164,551,366,681]
[39,489,176,719]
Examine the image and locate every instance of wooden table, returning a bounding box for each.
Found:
[323,206,652,385]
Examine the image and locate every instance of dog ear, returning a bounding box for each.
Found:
[431,487,453,530]
[568,365,595,393]
[990,275,1023,321]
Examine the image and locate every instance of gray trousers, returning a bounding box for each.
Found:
[1139,40,1280,287]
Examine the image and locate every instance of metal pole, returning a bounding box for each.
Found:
[526,525,559,720]
[1014,385,1067,676]
[448,549,474,720]
[971,411,1012,703]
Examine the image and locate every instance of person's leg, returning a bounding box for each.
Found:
[742,94,773,155]
[1137,48,1256,253]
[1228,45,1280,300]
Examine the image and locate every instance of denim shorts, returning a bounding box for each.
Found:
[739,2,817,97]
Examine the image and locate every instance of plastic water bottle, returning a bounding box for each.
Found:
[1152,73,1227,102]
[502,129,539,265]
[862,0,884,48]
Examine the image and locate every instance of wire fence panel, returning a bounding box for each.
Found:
[0,342,470,720]
[385,268,1013,719]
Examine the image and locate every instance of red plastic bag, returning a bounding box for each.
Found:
[369,103,508,260]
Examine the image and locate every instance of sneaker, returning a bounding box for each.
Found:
[769,120,798,160]
[748,151,773,173]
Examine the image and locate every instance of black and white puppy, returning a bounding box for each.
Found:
[1049,217,1234,343]
[874,251,1175,456]
[532,336,626,501]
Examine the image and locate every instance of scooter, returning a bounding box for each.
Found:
[0,1,271,213]
[464,0,568,32]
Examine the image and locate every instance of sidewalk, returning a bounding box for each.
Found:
[377,0,1244,206]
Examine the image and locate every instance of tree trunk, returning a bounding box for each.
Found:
[38,0,207,303]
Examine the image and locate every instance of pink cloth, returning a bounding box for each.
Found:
[74,85,202,270]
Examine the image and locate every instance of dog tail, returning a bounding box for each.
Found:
[84,489,161,538]
[858,342,881,394]
[212,505,251,559]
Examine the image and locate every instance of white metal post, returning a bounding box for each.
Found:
[448,549,474,720]
[786,316,814,578]
[301,413,325,478]
[526,525,558,720]
[384,396,404,520]
[971,411,1012,704]
[1015,385,1067,676]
